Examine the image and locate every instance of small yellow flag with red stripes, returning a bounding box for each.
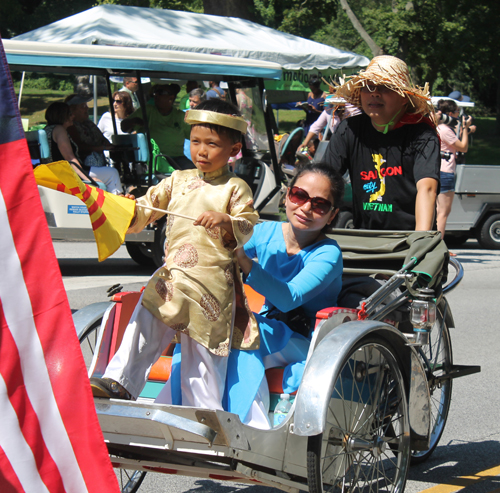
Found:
[34,161,136,261]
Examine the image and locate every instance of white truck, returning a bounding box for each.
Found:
[445,164,500,249]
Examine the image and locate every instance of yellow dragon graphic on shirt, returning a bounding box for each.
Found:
[369,153,386,202]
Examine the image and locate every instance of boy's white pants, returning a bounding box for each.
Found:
[104,295,227,410]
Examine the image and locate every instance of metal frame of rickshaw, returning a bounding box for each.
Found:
[74,230,480,493]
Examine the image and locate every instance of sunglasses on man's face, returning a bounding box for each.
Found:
[360,84,394,95]
[288,186,333,215]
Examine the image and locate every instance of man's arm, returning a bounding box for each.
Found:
[323,122,348,174]
[415,177,438,231]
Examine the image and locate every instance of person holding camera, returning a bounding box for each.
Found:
[436,99,473,246]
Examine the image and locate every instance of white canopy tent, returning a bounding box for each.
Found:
[14,5,369,72]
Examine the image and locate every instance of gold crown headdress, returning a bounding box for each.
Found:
[185,110,248,133]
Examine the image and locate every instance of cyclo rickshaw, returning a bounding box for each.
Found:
[6,39,480,493]
[75,229,480,493]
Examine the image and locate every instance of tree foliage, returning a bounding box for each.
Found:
[0,0,95,38]
[1,0,498,121]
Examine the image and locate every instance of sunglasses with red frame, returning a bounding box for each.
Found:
[288,186,334,215]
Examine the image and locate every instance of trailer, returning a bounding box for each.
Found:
[445,164,500,249]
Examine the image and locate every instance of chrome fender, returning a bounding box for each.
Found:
[293,319,430,447]
[72,301,113,341]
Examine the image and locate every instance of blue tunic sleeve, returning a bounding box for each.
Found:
[246,247,342,312]
[244,222,343,314]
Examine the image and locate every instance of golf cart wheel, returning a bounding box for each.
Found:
[125,241,155,267]
[336,211,354,229]
[477,213,500,249]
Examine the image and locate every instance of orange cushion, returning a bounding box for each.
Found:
[149,356,172,382]
[244,284,265,313]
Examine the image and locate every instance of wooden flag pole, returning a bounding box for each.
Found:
[135,203,197,222]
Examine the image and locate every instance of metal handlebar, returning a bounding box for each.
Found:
[443,257,464,295]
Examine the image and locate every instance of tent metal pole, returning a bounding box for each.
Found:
[92,75,98,123]
[136,71,153,187]
[106,75,117,136]
[18,71,25,110]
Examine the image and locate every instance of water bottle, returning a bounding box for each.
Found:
[273,394,292,427]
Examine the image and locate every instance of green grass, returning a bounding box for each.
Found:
[274,108,305,134]
[16,88,112,128]
[465,117,499,165]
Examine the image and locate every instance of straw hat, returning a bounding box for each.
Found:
[335,56,432,116]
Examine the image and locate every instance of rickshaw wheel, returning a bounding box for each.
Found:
[79,320,148,492]
[113,466,146,493]
[411,310,453,464]
[79,319,102,371]
[306,338,410,493]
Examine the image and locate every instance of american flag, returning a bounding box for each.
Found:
[0,37,119,492]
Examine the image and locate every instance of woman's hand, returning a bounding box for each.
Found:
[123,193,136,201]
[235,247,253,275]
[309,104,321,114]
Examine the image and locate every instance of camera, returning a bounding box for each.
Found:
[463,113,475,125]
[439,113,459,129]
[439,111,474,129]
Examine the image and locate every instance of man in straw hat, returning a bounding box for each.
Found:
[325,55,440,231]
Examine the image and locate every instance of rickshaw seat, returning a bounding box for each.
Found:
[93,287,357,398]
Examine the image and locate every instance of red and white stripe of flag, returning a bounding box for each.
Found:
[0,42,119,492]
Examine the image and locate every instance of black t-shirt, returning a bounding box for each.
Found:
[325,113,440,230]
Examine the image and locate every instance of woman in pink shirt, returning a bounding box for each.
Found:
[436,99,473,244]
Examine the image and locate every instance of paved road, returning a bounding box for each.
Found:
[57,239,500,493]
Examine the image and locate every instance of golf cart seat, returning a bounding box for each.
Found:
[26,129,50,165]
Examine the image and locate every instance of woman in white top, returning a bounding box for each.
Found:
[97,91,134,142]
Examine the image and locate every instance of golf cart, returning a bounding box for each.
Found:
[5,39,284,266]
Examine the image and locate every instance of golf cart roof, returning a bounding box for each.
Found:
[4,39,282,81]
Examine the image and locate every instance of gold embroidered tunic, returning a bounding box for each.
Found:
[128,165,260,356]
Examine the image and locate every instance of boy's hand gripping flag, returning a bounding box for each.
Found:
[34,161,135,261]
[0,38,120,491]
